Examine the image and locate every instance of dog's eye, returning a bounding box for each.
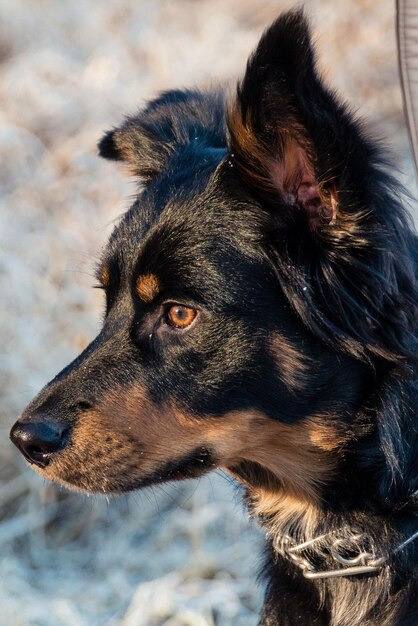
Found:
[166,305,197,329]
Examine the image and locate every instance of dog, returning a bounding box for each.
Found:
[10,9,418,625]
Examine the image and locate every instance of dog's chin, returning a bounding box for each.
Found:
[33,445,218,495]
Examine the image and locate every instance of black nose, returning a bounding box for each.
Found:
[10,417,69,468]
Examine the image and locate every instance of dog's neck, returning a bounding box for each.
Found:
[247,477,418,626]
[241,364,418,626]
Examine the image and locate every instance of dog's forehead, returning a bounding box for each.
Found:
[97,128,273,306]
[98,165,269,308]
[102,167,232,282]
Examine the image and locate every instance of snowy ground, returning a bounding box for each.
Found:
[0,1,417,625]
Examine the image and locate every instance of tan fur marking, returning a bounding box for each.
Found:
[270,334,349,452]
[39,385,339,532]
[100,265,110,288]
[269,333,311,389]
[249,488,320,541]
[176,408,334,489]
[308,417,350,452]
[135,273,160,303]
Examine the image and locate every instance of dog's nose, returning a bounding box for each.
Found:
[10,417,69,468]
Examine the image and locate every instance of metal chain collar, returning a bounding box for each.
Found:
[280,528,418,580]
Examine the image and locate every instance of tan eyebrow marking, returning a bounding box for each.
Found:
[100,265,110,288]
[135,273,160,303]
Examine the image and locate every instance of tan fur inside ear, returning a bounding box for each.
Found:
[227,100,338,230]
[227,101,276,194]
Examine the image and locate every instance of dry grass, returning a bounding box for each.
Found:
[0,1,416,624]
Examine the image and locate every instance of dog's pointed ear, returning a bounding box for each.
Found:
[227,9,347,231]
[227,9,418,363]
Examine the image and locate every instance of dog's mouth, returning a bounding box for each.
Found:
[33,441,218,495]
[117,445,218,492]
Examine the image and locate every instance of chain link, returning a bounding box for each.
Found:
[280,532,387,580]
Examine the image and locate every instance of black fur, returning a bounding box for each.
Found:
[11,9,418,625]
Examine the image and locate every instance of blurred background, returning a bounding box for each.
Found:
[0,1,417,625]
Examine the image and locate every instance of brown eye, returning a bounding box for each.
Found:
[166,305,197,329]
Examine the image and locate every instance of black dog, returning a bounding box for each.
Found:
[10,9,418,625]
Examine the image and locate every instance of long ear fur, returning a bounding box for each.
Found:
[98,89,227,182]
[228,8,418,362]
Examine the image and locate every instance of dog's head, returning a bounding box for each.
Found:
[10,11,418,521]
